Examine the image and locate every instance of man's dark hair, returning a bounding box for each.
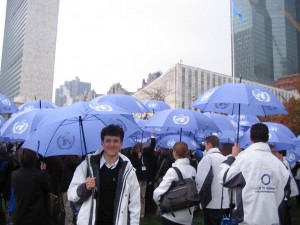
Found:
[101,124,124,142]
[221,143,234,156]
[250,123,269,143]
[204,135,219,148]
[17,148,38,168]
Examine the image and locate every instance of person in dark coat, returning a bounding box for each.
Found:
[44,156,64,225]
[129,134,156,218]
[11,148,51,225]
[0,144,14,219]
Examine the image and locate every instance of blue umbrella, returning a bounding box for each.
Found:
[0,109,52,142]
[18,100,58,111]
[157,134,200,149]
[22,101,141,157]
[192,83,287,143]
[90,94,150,113]
[191,83,287,116]
[142,100,171,113]
[239,122,296,151]
[0,93,18,114]
[144,109,220,138]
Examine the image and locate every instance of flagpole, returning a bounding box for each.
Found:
[230,0,235,84]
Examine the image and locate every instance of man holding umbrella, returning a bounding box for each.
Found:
[68,124,140,225]
[218,123,289,225]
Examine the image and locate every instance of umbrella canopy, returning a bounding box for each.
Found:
[0,109,52,142]
[18,100,58,111]
[191,83,287,116]
[135,118,164,134]
[0,115,5,128]
[203,112,238,136]
[228,114,260,130]
[0,93,18,114]
[239,122,296,151]
[22,101,141,157]
[90,94,150,113]
[142,100,171,113]
[157,134,200,149]
[144,109,220,135]
[263,122,296,139]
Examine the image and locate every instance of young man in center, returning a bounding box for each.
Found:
[68,124,140,225]
[195,135,230,225]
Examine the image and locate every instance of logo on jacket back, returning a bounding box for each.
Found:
[261,174,271,185]
[255,173,276,193]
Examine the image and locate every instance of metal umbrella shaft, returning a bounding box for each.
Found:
[79,116,97,198]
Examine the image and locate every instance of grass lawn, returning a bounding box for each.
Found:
[141,198,300,225]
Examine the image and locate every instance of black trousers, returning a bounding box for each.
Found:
[162,217,184,225]
[278,200,291,225]
[203,208,230,225]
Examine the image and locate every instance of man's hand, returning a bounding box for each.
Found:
[232,143,241,157]
[86,177,96,190]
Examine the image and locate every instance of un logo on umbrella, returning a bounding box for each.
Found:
[13,120,29,134]
[57,131,75,149]
[252,89,271,102]
[0,96,12,106]
[215,103,230,109]
[286,153,296,162]
[90,104,113,112]
[173,114,190,125]
[167,139,176,148]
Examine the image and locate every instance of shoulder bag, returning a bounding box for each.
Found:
[160,167,200,214]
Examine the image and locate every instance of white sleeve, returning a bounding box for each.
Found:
[153,168,177,204]
[67,159,88,202]
[195,156,212,192]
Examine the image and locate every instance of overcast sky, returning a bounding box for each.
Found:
[0,0,232,95]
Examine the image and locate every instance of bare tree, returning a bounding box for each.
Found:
[142,87,173,101]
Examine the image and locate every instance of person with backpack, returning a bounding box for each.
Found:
[153,141,197,225]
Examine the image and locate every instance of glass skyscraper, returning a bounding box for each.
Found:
[0,0,60,102]
[233,0,300,85]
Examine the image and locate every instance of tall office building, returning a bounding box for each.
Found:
[55,77,92,106]
[233,0,300,85]
[0,0,60,102]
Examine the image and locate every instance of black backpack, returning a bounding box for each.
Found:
[159,167,200,215]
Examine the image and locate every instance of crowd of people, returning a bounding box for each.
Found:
[0,123,300,225]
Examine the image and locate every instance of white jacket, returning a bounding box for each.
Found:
[195,148,230,209]
[153,158,196,225]
[68,150,140,225]
[218,142,289,225]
